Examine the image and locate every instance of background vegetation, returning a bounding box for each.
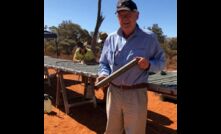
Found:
[44,22,177,70]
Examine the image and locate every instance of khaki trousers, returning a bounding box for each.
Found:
[105,85,147,134]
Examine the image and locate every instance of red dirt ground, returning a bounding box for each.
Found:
[44,69,177,134]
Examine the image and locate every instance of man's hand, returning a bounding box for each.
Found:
[96,76,109,90]
[97,76,106,82]
[73,60,82,63]
[136,57,150,70]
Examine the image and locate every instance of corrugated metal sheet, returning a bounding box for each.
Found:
[44,56,177,97]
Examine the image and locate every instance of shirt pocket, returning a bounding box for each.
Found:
[128,48,147,59]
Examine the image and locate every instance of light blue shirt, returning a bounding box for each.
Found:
[98,25,165,86]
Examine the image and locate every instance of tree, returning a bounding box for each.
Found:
[49,26,58,34]
[163,37,177,70]
[91,0,104,54]
[148,24,166,44]
[58,21,91,54]
[45,21,91,56]
[167,37,177,50]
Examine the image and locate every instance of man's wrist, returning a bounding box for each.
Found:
[145,63,151,71]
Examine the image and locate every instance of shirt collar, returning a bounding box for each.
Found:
[117,24,140,39]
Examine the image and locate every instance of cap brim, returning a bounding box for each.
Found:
[116,7,131,12]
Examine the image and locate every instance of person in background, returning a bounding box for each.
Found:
[72,41,96,85]
[98,32,108,49]
[96,32,109,63]
[73,41,96,64]
[97,0,166,134]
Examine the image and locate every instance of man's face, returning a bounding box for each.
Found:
[117,10,139,36]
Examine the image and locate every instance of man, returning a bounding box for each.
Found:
[97,0,165,134]
[73,42,96,64]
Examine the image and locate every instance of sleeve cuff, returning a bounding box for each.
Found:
[99,72,109,77]
[145,63,151,71]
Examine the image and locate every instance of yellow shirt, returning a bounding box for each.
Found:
[73,48,95,62]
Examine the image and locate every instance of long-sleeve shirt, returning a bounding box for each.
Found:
[98,25,165,86]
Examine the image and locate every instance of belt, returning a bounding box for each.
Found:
[110,82,149,89]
